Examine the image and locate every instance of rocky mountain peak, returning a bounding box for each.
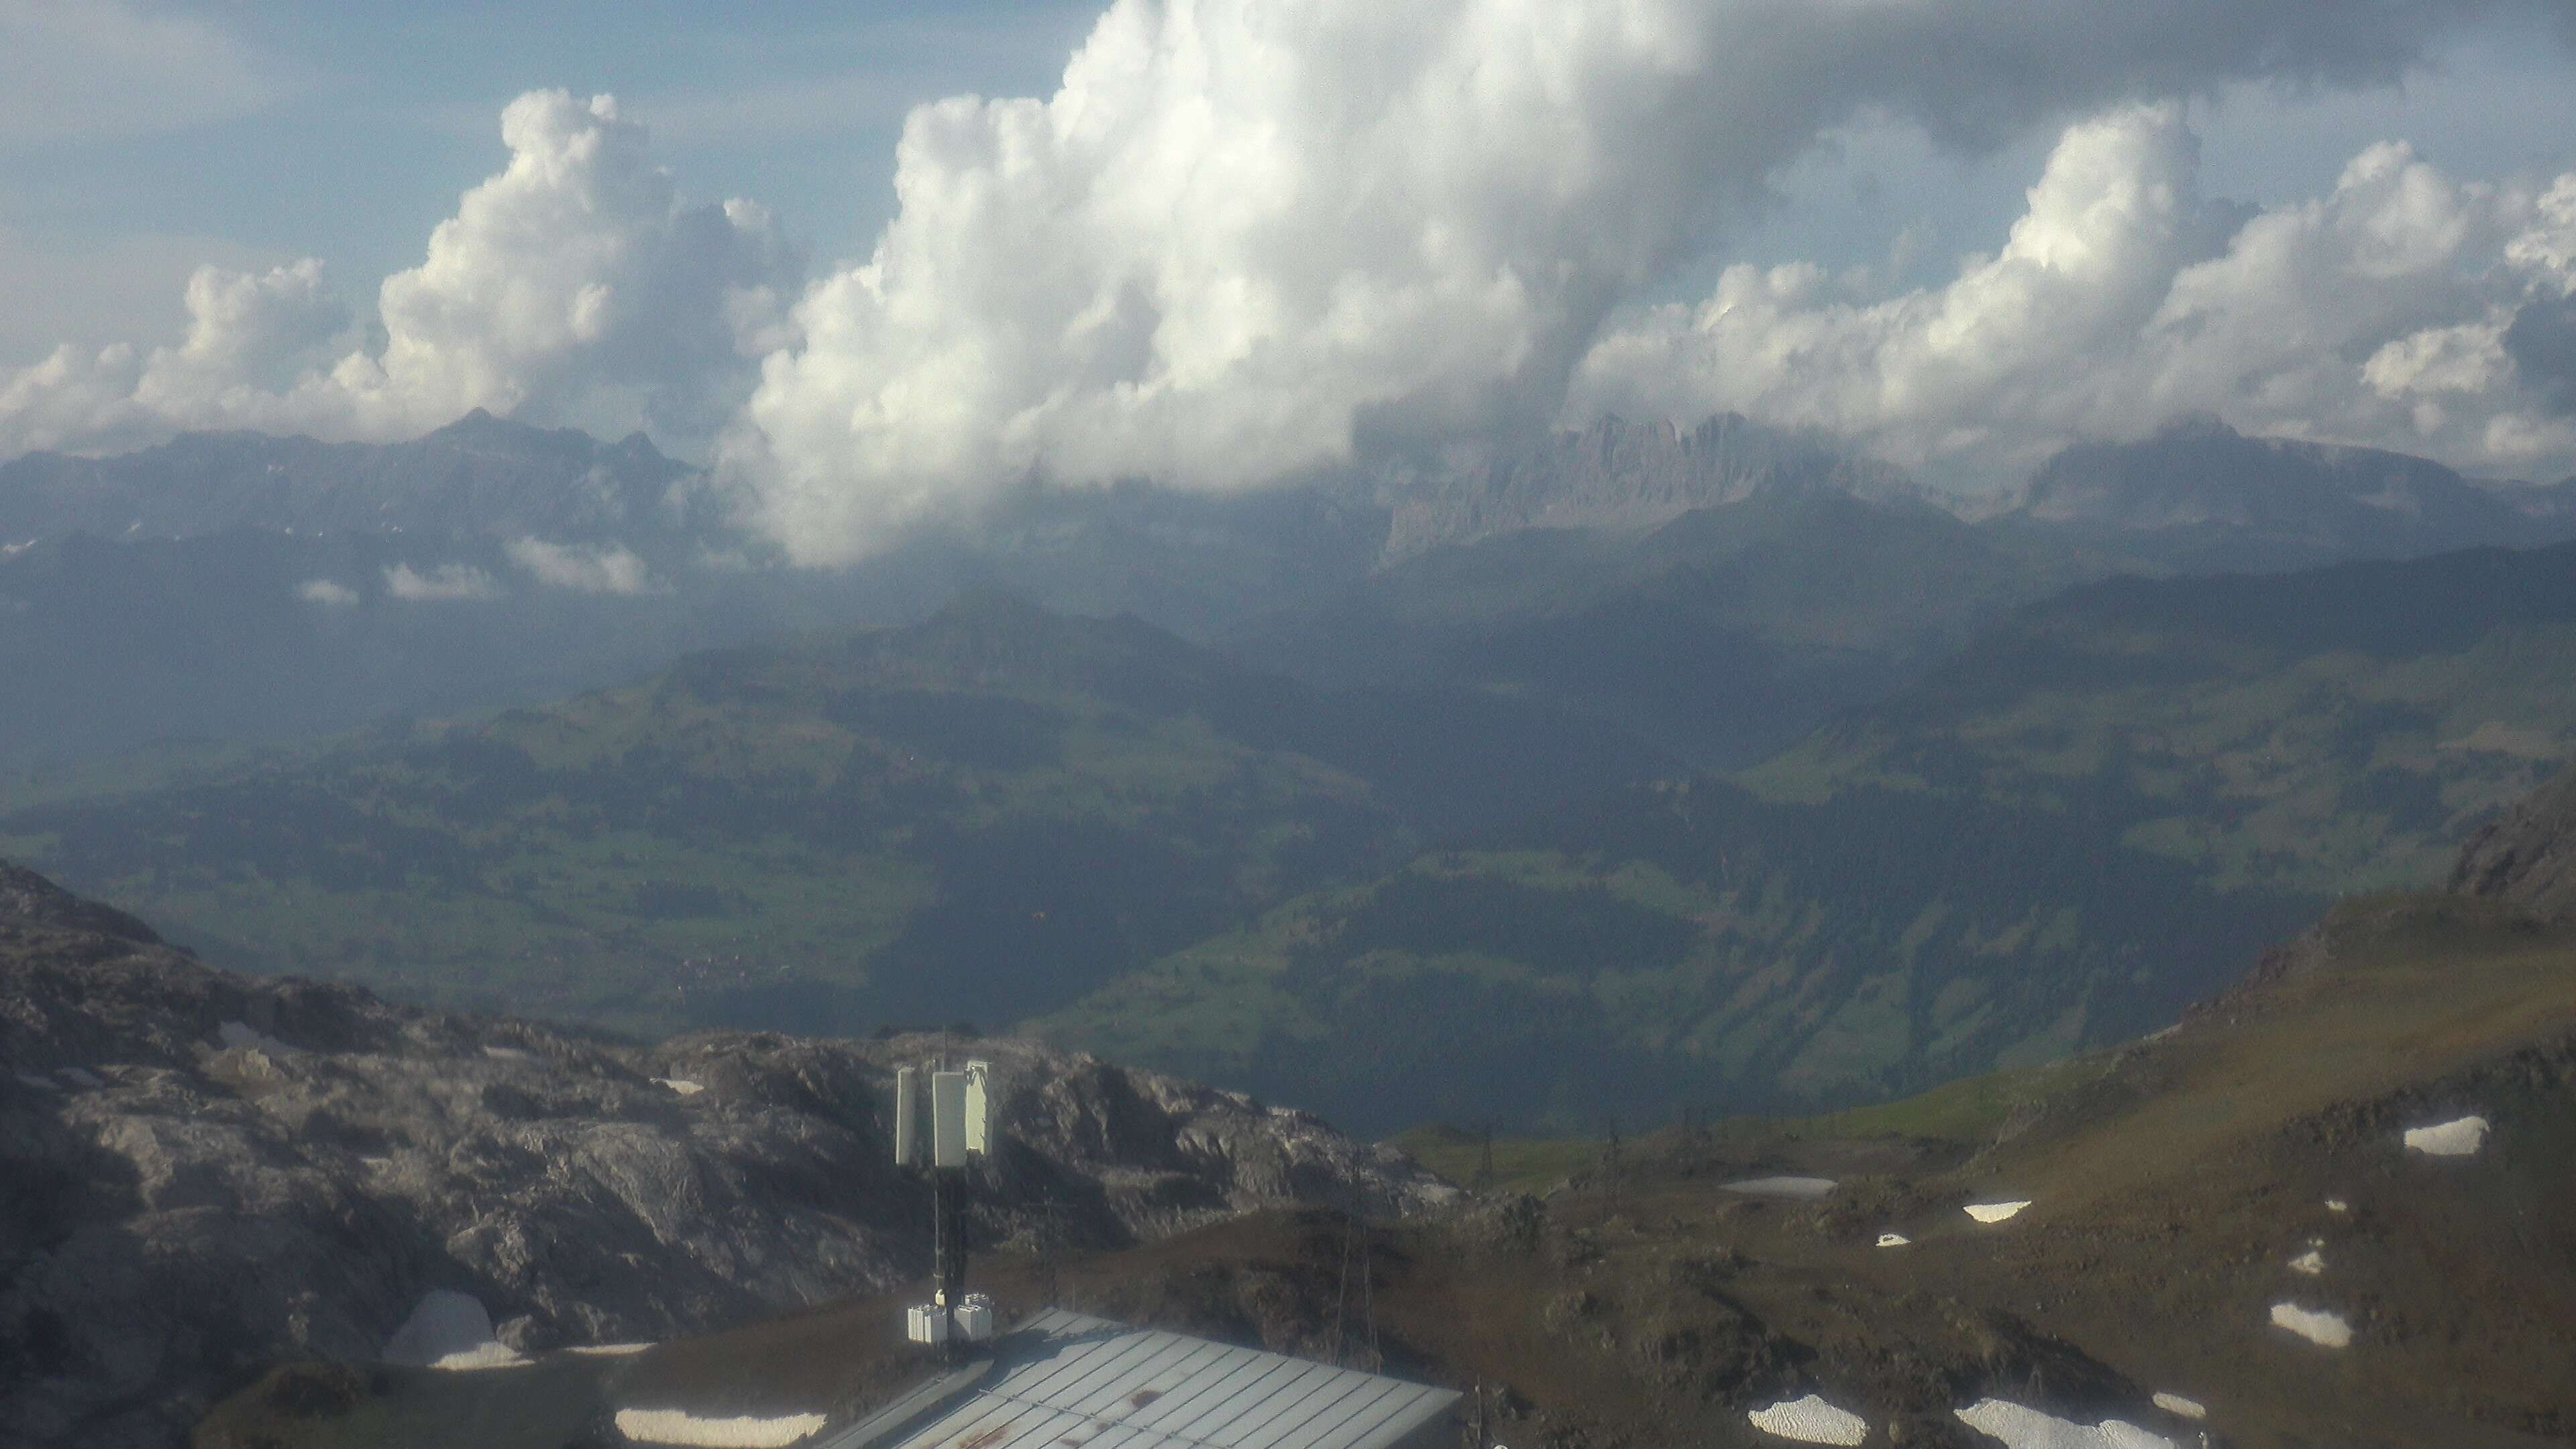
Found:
[0,860,160,946]
[1364,412,1923,560]
[2450,761,2576,922]
[0,861,1453,1448]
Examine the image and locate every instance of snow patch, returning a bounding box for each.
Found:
[1721,1176,1837,1199]
[2269,1302,2353,1348]
[14,1072,59,1091]
[2324,1198,2349,1214]
[2288,1248,2324,1276]
[1745,1393,1869,1445]
[481,1044,536,1062]
[568,1342,655,1356]
[1955,1398,2178,1448]
[385,1290,508,1367]
[654,1077,706,1096]
[2151,1393,2206,1421]
[217,1020,299,1055]
[612,1409,828,1447]
[431,1342,532,1371]
[2403,1116,2488,1157]
[1876,1232,1911,1248]
[1964,1200,2031,1224]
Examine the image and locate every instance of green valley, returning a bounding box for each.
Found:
[1038,541,2576,1134]
[0,593,1670,1035]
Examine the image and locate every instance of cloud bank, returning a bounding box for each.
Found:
[0,91,800,458]
[384,563,502,603]
[506,537,656,594]
[1570,106,2576,484]
[5,1,2573,564]
[725,0,2535,561]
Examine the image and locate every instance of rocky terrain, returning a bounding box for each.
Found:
[0,411,712,549]
[2450,758,2576,922]
[1361,413,1926,561]
[202,767,2576,1449]
[0,860,1453,1449]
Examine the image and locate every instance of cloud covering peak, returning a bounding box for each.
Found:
[724,0,2548,561]
[3,1,2572,562]
[1570,106,2576,482]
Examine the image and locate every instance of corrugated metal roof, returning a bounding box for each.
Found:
[855,1309,1457,1449]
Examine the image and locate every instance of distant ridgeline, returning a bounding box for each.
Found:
[1039,539,2576,1134]
[7,412,2576,1133]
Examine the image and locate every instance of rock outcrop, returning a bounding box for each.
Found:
[1361,413,1923,561]
[2450,760,2576,922]
[0,861,1453,1449]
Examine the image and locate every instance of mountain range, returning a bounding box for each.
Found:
[9,409,2576,1135]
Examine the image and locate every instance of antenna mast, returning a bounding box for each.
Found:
[896,1058,996,1356]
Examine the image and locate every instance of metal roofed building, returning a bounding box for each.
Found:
[820,1308,1461,1449]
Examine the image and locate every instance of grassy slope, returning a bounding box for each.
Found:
[1038,773,2322,1134]
[0,600,1416,1034]
[1042,543,2576,1133]
[1747,543,2576,894]
[207,891,2576,1449]
[0,594,1680,1038]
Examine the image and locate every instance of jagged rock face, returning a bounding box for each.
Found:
[1362,414,1921,561]
[0,411,710,547]
[2451,762,2576,923]
[0,861,1453,1449]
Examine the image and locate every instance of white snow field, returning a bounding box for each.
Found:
[2150,1393,2206,1420]
[2324,1198,2350,1214]
[2288,1248,2325,1275]
[654,1077,707,1095]
[1721,1176,1838,1199]
[1964,1200,2031,1224]
[566,1342,655,1356]
[1876,1232,1911,1248]
[612,1409,828,1447]
[481,1044,536,1062]
[1746,1393,1870,1445]
[1954,1397,2178,1448]
[2403,1116,2489,1157]
[2269,1303,2355,1348]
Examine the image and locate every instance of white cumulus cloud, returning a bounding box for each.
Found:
[1570,106,2576,484]
[297,578,360,608]
[0,91,802,460]
[384,563,502,602]
[506,537,655,594]
[722,0,2522,561]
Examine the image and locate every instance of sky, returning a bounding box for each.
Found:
[4,0,2575,559]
